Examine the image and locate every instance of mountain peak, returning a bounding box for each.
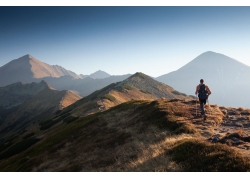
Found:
[25,54,32,57]
[202,51,217,54]
[129,72,150,79]
[18,54,34,60]
[89,70,111,79]
[198,51,226,58]
[176,51,242,71]
[0,55,82,87]
[39,80,55,90]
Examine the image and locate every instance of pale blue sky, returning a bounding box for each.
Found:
[1,6,250,77]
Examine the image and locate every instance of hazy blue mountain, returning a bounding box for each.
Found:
[39,74,132,97]
[79,74,88,79]
[156,51,250,108]
[88,70,111,79]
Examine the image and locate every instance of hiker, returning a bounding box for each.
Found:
[195,79,211,120]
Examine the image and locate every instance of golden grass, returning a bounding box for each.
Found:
[237,129,243,136]
[169,138,250,171]
[237,107,245,111]
[1,99,249,172]
[60,91,82,109]
[245,109,250,114]
[204,104,224,126]
[123,135,193,172]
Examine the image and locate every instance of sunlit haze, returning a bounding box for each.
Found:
[1,5,250,77]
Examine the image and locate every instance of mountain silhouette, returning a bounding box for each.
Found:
[156,51,250,108]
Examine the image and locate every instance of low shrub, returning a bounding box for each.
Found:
[172,90,182,95]
[63,116,79,124]
[122,84,134,90]
[23,132,35,139]
[39,118,61,130]
[102,94,116,102]
[0,138,40,160]
[140,90,152,94]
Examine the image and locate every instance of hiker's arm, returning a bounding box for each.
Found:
[206,86,212,95]
[195,85,199,95]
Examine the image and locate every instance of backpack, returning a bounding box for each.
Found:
[198,84,208,99]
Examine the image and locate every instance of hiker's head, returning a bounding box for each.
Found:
[200,79,204,84]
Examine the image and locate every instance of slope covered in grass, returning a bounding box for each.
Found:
[1,99,250,172]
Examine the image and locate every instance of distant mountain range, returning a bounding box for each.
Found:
[1,52,250,108]
[156,51,250,108]
[0,55,129,97]
[39,74,131,97]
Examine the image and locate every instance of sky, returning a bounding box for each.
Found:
[1,2,250,77]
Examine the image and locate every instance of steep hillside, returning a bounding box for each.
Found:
[1,99,250,171]
[0,54,81,87]
[0,80,49,109]
[156,51,250,108]
[60,90,82,109]
[0,83,82,142]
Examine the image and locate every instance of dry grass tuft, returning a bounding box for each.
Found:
[169,138,250,171]
[237,129,243,136]
[204,104,224,126]
[237,107,244,111]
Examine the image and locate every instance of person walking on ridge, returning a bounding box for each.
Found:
[195,79,211,120]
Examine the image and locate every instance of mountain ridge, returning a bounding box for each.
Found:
[62,72,194,117]
[0,80,51,109]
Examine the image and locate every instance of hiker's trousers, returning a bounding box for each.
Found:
[199,98,207,115]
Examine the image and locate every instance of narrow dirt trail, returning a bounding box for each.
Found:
[184,99,250,157]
